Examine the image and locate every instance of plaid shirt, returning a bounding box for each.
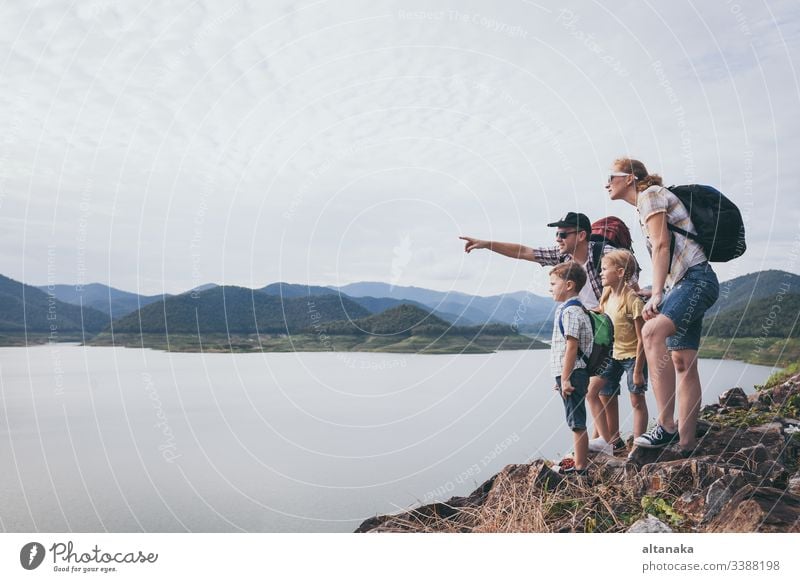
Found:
[550,301,593,378]
[637,186,707,290]
[533,241,616,306]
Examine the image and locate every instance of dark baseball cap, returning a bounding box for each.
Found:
[547,212,592,233]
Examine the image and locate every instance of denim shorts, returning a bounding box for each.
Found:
[556,368,589,431]
[599,357,648,397]
[659,262,719,351]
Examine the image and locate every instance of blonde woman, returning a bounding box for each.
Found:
[605,159,719,455]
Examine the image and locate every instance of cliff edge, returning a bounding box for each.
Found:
[357,368,800,533]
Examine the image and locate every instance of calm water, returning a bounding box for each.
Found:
[0,345,775,532]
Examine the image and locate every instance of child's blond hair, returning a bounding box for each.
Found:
[602,249,638,284]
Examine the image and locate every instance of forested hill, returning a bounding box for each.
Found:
[711,270,800,315]
[316,303,523,339]
[107,287,371,334]
[39,283,167,318]
[0,274,109,333]
[316,304,450,335]
[705,293,800,338]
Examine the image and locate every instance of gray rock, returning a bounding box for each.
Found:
[705,475,747,522]
[788,472,800,496]
[695,419,717,435]
[719,387,750,409]
[700,403,720,415]
[706,486,800,533]
[673,491,706,522]
[725,444,772,472]
[627,515,673,533]
[770,379,800,408]
[754,460,787,484]
[639,457,738,495]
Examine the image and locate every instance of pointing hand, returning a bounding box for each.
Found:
[459,236,488,253]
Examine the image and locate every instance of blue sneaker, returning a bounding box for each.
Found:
[633,424,678,448]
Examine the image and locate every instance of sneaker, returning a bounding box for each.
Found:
[557,457,575,473]
[632,424,678,448]
[612,438,627,452]
[561,466,589,477]
[588,437,614,455]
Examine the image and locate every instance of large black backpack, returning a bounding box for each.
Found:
[666,184,747,262]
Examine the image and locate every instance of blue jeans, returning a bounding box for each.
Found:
[599,357,648,397]
[556,368,589,431]
[659,262,719,351]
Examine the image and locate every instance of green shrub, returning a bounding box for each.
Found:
[641,496,684,527]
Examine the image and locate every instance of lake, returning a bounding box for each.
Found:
[0,345,776,532]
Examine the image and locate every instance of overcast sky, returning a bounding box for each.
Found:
[1,0,799,297]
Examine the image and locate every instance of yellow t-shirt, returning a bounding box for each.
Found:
[600,288,645,359]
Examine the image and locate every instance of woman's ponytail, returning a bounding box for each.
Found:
[614,157,663,192]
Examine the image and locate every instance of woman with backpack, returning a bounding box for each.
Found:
[606,158,720,455]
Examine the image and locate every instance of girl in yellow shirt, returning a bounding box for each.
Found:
[588,249,649,452]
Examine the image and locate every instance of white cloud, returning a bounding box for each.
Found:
[1,0,798,295]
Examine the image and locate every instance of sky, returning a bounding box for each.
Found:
[1,0,799,297]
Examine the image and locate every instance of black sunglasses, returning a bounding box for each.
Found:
[555,231,577,240]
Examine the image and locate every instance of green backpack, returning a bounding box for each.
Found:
[558,299,614,376]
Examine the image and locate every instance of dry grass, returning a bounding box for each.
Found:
[470,473,642,533]
[373,466,647,533]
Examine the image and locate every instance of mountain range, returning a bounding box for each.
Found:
[1,275,109,334]
[33,279,555,329]
[3,270,799,349]
[108,286,372,335]
[40,283,168,318]
[332,281,555,327]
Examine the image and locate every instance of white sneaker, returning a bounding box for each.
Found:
[588,437,614,455]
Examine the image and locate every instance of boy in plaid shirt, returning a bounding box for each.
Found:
[549,261,594,475]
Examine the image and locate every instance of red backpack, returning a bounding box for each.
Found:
[590,216,632,249]
[589,216,634,275]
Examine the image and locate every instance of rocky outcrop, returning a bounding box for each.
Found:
[719,387,750,409]
[357,371,800,533]
[353,471,500,533]
[627,515,673,533]
[706,486,800,532]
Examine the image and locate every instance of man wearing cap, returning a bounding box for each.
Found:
[459,212,617,309]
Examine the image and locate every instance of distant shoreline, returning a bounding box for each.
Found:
[86,332,547,355]
[0,333,793,367]
[0,332,546,355]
